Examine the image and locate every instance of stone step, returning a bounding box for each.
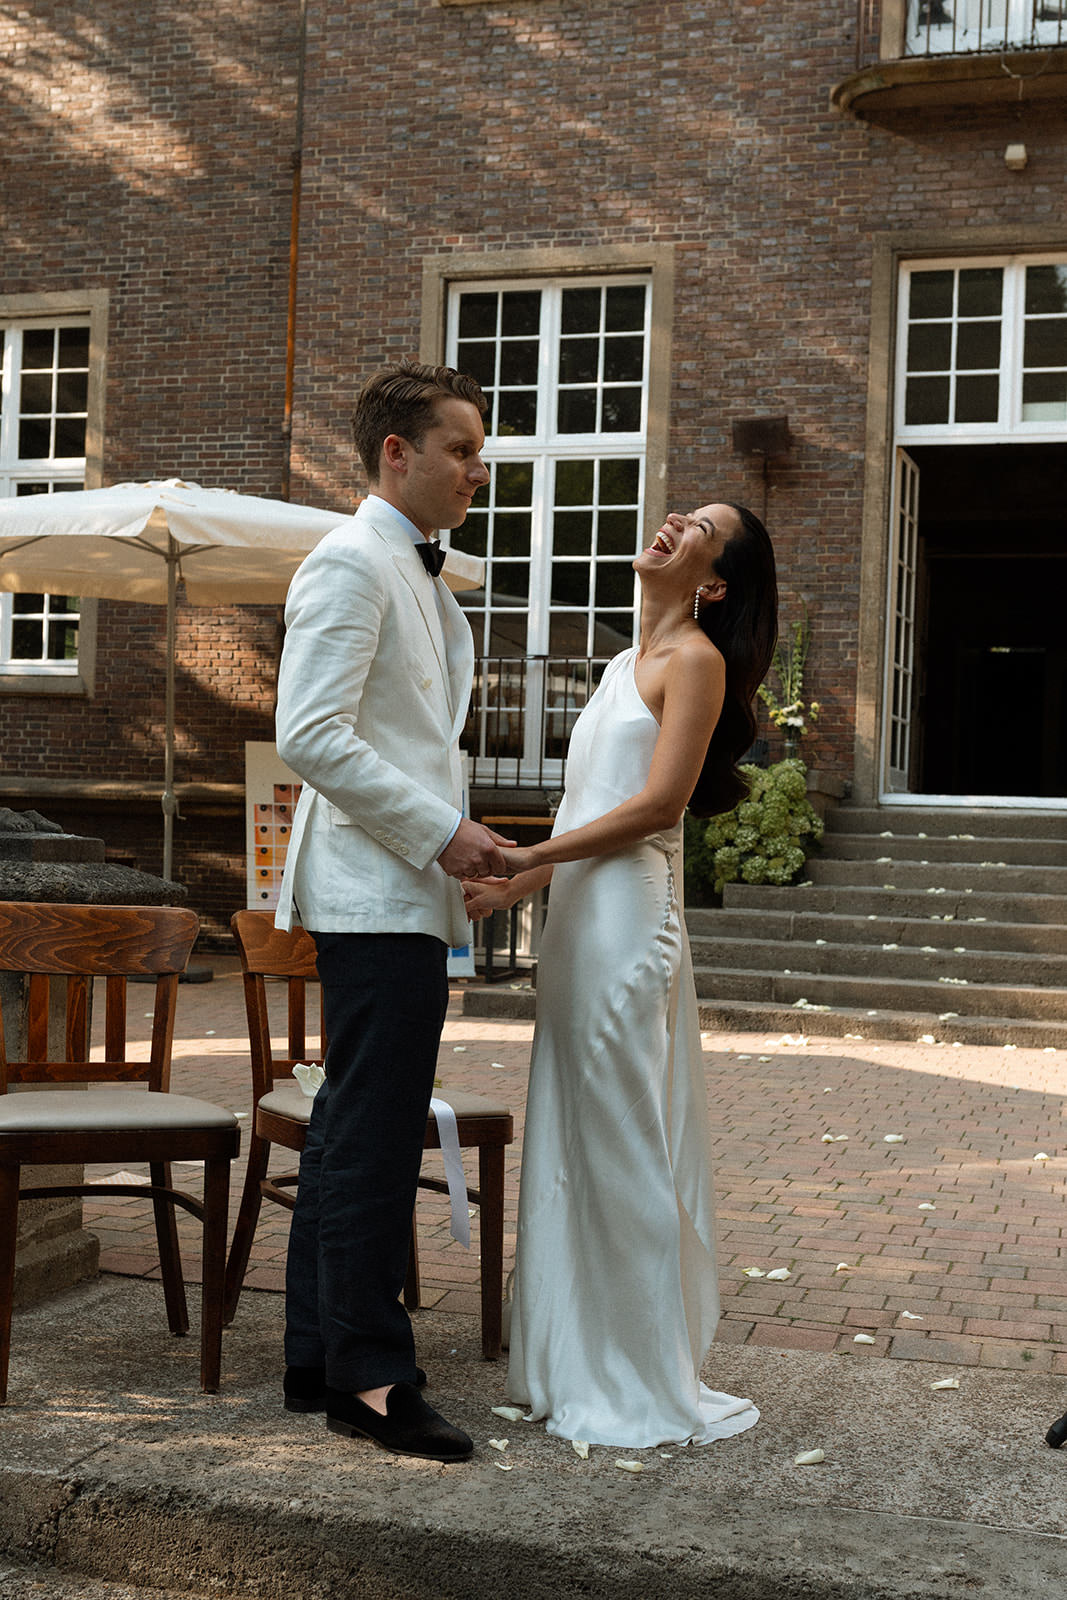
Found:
[820,832,1067,867]
[825,805,1067,840]
[689,964,1067,1021]
[690,907,1067,954]
[804,858,1067,895]
[460,984,1067,1048]
[688,935,1067,987]
[723,882,1067,924]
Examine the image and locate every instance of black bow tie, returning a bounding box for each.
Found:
[415,541,446,577]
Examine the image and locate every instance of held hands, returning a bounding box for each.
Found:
[437,817,516,880]
[462,877,513,922]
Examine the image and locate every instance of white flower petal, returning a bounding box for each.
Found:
[834,1262,851,1273]
[494,1460,514,1471]
[834,1134,849,1142]
[487,1438,509,1451]
[491,1405,525,1422]
[1003,1043,1017,1051]
[614,1459,646,1473]
[918,1203,936,1211]
[938,1012,959,1021]
[930,1377,960,1391]
[1034,1152,1051,1162]
[452,1046,467,1052]
[900,1310,922,1320]
[765,1267,791,1281]
[491,1062,507,1070]
[853,1333,876,1345]
[794,1449,825,1465]
[737,1053,752,1061]
[821,1133,835,1144]
[919,1034,936,1044]
[742,1267,765,1278]
[572,1439,590,1459]
[883,1134,905,1143]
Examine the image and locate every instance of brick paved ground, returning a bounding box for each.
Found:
[83,957,1067,1373]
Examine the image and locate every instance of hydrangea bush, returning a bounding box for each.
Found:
[684,759,824,901]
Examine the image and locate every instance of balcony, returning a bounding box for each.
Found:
[834,0,1067,117]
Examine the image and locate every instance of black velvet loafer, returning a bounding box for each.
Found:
[325,1381,473,1462]
[284,1363,426,1413]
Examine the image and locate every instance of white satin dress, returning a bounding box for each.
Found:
[507,648,759,1449]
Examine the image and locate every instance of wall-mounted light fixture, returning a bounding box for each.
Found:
[1004,143,1028,171]
[732,416,791,518]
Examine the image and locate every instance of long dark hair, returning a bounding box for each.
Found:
[687,503,779,818]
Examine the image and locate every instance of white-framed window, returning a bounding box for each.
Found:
[897,256,1067,442]
[0,319,90,675]
[446,275,650,780]
[907,1,1067,55]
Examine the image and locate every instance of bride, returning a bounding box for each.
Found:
[464,499,778,1450]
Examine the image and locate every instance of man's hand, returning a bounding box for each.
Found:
[462,877,512,922]
[438,818,516,879]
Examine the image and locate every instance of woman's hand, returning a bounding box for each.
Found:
[499,845,540,877]
[462,877,513,921]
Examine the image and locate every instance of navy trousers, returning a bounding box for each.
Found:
[283,931,449,1392]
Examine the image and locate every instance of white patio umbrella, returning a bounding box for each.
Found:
[0,479,484,879]
[0,481,347,880]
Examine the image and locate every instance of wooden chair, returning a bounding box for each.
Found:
[223,909,514,1358]
[0,901,241,1402]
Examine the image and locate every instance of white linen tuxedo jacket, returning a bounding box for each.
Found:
[273,500,474,949]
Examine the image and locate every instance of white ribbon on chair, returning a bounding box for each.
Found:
[429,1096,470,1249]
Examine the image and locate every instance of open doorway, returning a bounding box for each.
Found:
[904,443,1067,798]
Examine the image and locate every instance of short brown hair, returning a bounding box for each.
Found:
[351,360,488,482]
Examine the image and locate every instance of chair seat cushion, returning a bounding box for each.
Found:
[260,1082,510,1125]
[0,1089,238,1134]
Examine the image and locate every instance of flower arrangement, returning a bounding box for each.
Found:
[758,607,819,744]
[685,759,824,898]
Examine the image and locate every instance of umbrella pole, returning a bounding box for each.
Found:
[162,542,178,881]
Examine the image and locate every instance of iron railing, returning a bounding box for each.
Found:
[462,653,611,790]
[855,0,1067,66]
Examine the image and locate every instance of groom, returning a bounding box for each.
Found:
[274,361,513,1462]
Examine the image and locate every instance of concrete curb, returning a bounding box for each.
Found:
[3,1278,1067,1598]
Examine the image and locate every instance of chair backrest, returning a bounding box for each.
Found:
[0,901,199,1093]
[230,910,324,1100]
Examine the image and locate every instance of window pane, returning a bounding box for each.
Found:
[493,511,532,557]
[54,417,87,456]
[597,508,639,555]
[496,389,537,436]
[500,291,541,337]
[592,612,634,653]
[559,337,599,385]
[1026,265,1067,314]
[58,327,90,365]
[604,284,646,332]
[957,268,1003,317]
[12,593,44,612]
[561,287,601,334]
[554,459,594,503]
[15,481,51,496]
[11,620,43,659]
[594,562,635,607]
[551,563,590,604]
[495,461,534,505]
[909,271,954,319]
[21,329,54,369]
[56,371,89,411]
[956,320,1001,370]
[553,510,593,556]
[603,335,644,383]
[557,388,597,433]
[499,338,539,386]
[460,511,487,557]
[905,375,950,425]
[906,321,951,371]
[458,293,498,338]
[48,620,79,659]
[18,418,50,457]
[549,613,590,654]
[954,374,999,423]
[1024,316,1067,367]
[19,373,53,412]
[489,562,530,602]
[1022,371,1067,420]
[456,339,496,388]
[599,458,640,502]
[601,388,642,431]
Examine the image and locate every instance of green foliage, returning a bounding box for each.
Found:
[685,759,824,899]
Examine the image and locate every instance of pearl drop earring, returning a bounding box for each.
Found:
[693,588,703,620]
